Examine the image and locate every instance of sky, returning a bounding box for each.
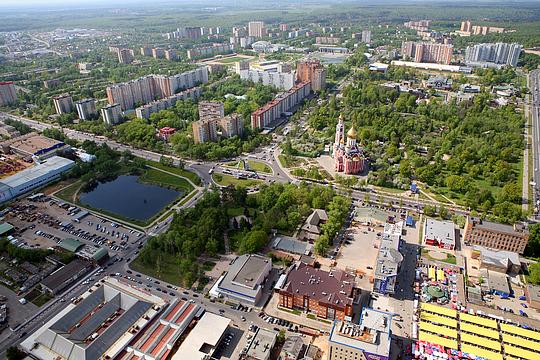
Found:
[0,0,537,9]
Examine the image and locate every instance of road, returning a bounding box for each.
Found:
[529,69,540,217]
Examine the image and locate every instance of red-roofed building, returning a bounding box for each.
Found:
[158,127,176,141]
[278,262,356,321]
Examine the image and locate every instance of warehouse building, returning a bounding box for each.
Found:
[125,298,200,359]
[22,277,166,360]
[0,156,74,203]
[40,259,92,294]
[0,132,70,160]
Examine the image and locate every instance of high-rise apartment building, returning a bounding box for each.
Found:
[458,21,505,36]
[279,23,288,31]
[401,41,453,64]
[152,48,165,59]
[101,103,123,125]
[117,48,134,64]
[165,49,177,61]
[248,21,266,38]
[251,81,311,129]
[184,27,202,40]
[192,119,218,144]
[106,67,209,110]
[136,87,201,119]
[464,217,529,254]
[140,46,153,57]
[52,94,74,115]
[235,60,250,74]
[75,99,97,120]
[296,59,327,91]
[186,44,233,60]
[362,29,372,44]
[219,114,244,138]
[240,69,295,90]
[460,20,472,33]
[403,20,431,31]
[0,82,17,107]
[465,42,522,67]
[198,101,225,121]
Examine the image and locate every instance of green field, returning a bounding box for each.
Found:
[131,255,183,286]
[225,160,272,174]
[140,168,194,192]
[146,160,201,185]
[212,173,261,187]
[215,56,255,64]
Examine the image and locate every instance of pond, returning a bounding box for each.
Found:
[79,175,182,222]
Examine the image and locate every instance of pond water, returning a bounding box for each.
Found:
[79,175,182,222]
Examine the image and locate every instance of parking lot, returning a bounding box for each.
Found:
[4,196,144,257]
[335,224,381,291]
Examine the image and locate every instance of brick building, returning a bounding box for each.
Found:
[278,262,355,321]
[464,217,529,254]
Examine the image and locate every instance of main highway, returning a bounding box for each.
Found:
[529,69,540,217]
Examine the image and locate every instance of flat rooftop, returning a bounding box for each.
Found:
[171,312,231,360]
[424,218,455,246]
[246,328,277,360]
[0,155,74,189]
[2,132,65,156]
[230,254,271,289]
[329,308,392,357]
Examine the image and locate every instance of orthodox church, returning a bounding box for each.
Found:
[333,114,365,174]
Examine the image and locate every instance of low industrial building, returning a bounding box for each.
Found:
[474,245,521,273]
[171,312,231,360]
[278,262,355,321]
[271,235,312,255]
[22,277,166,360]
[215,254,272,305]
[487,270,511,296]
[328,308,392,360]
[0,156,75,203]
[40,259,92,294]
[0,132,70,160]
[423,218,456,250]
[126,298,200,359]
[245,327,277,360]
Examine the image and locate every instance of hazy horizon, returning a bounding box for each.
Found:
[2,0,540,10]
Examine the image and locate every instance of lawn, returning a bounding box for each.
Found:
[146,160,201,185]
[212,173,261,188]
[225,160,272,174]
[215,56,255,64]
[131,255,183,286]
[140,168,194,192]
[54,180,82,202]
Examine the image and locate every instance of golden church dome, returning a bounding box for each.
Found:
[347,126,357,138]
